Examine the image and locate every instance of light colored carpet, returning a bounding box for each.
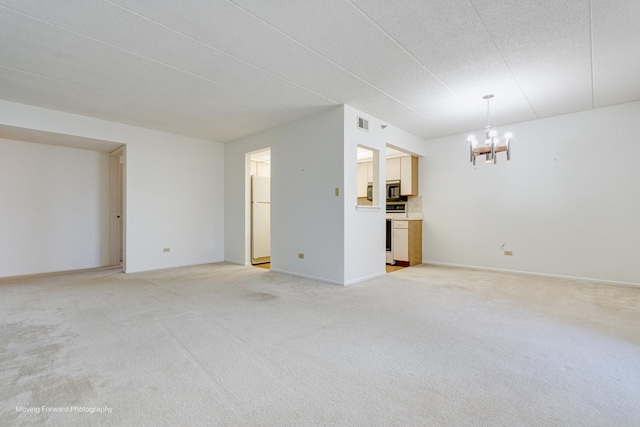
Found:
[1,263,639,426]
[255,263,406,274]
[254,264,406,274]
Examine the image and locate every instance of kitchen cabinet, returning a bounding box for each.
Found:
[393,221,409,262]
[360,155,418,198]
[357,162,368,197]
[387,156,418,196]
[357,161,375,198]
[387,157,401,181]
[393,220,422,266]
[400,156,418,196]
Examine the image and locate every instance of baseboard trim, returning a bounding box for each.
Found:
[125,260,223,274]
[344,271,387,286]
[269,268,345,286]
[0,264,119,280]
[422,260,640,288]
[224,258,247,266]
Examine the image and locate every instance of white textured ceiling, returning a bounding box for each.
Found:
[0,0,638,143]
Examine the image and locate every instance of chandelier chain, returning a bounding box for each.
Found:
[486,96,491,130]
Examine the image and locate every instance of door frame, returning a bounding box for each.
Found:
[109,146,126,271]
[245,148,271,266]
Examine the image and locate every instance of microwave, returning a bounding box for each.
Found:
[386,180,402,202]
[367,180,403,202]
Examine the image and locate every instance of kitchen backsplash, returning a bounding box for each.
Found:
[407,195,422,213]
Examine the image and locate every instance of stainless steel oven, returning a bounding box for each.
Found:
[386,203,406,216]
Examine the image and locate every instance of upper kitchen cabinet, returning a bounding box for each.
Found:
[400,156,418,196]
[356,161,375,198]
[360,154,419,197]
[387,158,401,181]
[357,162,368,197]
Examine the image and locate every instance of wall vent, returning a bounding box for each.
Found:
[357,116,369,132]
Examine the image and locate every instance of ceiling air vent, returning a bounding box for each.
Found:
[357,116,369,132]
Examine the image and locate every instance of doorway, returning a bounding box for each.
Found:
[249,149,271,268]
[385,144,422,272]
[109,147,125,270]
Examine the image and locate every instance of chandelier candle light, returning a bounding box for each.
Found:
[468,94,512,165]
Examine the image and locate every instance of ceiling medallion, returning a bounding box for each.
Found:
[468,94,512,165]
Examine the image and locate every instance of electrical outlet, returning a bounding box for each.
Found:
[163,248,171,253]
[298,253,304,259]
[335,187,340,197]
[504,250,513,256]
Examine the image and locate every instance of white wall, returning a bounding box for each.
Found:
[124,137,224,272]
[225,107,345,284]
[422,101,640,286]
[0,139,110,276]
[343,106,386,284]
[343,105,428,284]
[0,100,225,275]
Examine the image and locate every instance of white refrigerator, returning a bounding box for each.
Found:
[251,175,270,263]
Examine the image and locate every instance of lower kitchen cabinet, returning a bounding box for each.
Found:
[393,220,422,266]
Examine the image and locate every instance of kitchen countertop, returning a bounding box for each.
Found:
[386,214,423,220]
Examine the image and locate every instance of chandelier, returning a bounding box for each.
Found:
[468,94,512,165]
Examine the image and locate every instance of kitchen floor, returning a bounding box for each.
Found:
[386,264,405,273]
[255,263,405,274]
